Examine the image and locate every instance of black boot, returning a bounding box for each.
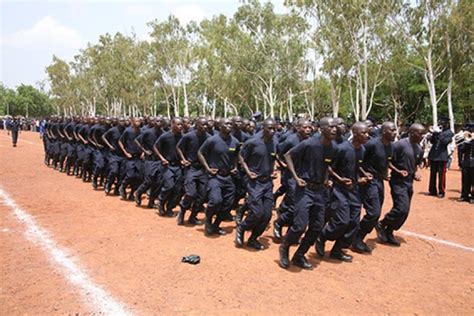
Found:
[92,176,98,189]
[247,237,264,250]
[188,208,201,225]
[273,220,283,241]
[291,252,313,270]
[177,206,186,225]
[330,248,353,262]
[119,185,127,200]
[375,222,388,244]
[315,237,325,257]
[235,224,244,247]
[279,240,290,269]
[204,216,214,236]
[385,228,401,246]
[351,233,372,253]
[134,191,142,206]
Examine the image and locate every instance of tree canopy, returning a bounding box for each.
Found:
[1,0,472,126]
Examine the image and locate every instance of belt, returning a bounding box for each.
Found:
[191,162,202,169]
[168,161,180,167]
[217,169,231,177]
[145,155,156,161]
[306,182,323,190]
[256,175,272,183]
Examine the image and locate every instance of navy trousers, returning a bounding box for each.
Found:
[180,166,208,211]
[320,184,361,250]
[381,178,414,231]
[240,179,273,239]
[285,185,326,247]
[359,178,385,237]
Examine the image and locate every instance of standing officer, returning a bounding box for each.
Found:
[198,117,240,236]
[9,117,21,147]
[278,117,337,269]
[102,117,127,195]
[428,117,454,198]
[316,122,370,262]
[376,123,425,246]
[235,118,277,250]
[176,117,210,225]
[272,118,313,240]
[154,117,184,217]
[133,117,164,208]
[458,123,474,203]
[118,117,143,200]
[352,122,397,254]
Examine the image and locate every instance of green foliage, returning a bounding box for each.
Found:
[0,83,53,117]
[33,0,474,123]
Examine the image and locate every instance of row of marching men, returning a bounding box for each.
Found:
[42,115,426,270]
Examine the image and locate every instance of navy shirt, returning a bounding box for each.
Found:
[232,129,249,146]
[119,126,141,155]
[78,124,91,143]
[199,133,240,171]
[240,136,277,177]
[177,130,209,163]
[290,135,336,183]
[277,132,304,159]
[391,138,423,180]
[333,141,365,184]
[65,122,77,142]
[155,131,182,163]
[103,126,125,154]
[362,137,393,179]
[135,127,162,158]
[92,124,108,146]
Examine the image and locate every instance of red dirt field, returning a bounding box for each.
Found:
[1,130,473,315]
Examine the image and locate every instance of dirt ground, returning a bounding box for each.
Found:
[0,131,473,315]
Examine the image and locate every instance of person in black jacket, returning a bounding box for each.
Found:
[9,117,21,147]
[458,123,474,203]
[427,117,454,198]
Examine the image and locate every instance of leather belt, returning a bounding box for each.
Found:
[218,169,231,177]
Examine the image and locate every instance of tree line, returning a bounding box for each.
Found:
[1,0,472,128]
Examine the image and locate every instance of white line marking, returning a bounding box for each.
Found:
[0,188,132,315]
[400,230,474,253]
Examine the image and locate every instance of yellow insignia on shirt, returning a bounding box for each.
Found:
[324,159,332,162]
[271,152,276,156]
[358,160,363,163]
[388,157,392,160]
[229,148,236,152]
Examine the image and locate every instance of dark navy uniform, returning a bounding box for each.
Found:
[74,123,85,176]
[91,123,109,184]
[285,135,336,256]
[358,137,393,239]
[78,124,93,181]
[458,139,474,201]
[9,120,20,146]
[239,135,277,241]
[319,141,365,251]
[200,133,240,229]
[103,125,126,194]
[135,127,162,206]
[275,132,305,226]
[155,131,183,213]
[231,129,250,208]
[64,120,78,174]
[428,128,454,196]
[381,138,423,231]
[119,126,143,195]
[177,130,209,218]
